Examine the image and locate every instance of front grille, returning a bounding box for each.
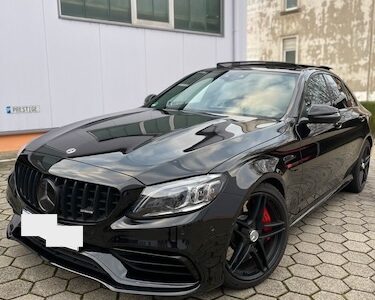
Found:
[15,161,121,223]
[113,249,199,284]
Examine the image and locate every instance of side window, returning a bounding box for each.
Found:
[303,74,331,111]
[324,74,351,109]
[343,84,358,107]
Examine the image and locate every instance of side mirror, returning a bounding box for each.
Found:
[307,104,341,124]
[144,94,157,106]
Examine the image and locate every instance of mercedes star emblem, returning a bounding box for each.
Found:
[37,178,59,213]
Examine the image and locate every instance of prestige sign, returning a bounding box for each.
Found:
[6,105,40,114]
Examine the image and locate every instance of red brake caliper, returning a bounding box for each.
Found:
[262,207,272,241]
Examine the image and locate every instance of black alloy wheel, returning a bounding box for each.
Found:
[359,145,371,185]
[224,183,288,289]
[346,140,372,193]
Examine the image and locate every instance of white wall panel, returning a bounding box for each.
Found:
[43,0,103,127]
[100,25,147,113]
[216,0,234,62]
[182,34,217,74]
[0,0,247,133]
[0,0,51,132]
[144,30,184,95]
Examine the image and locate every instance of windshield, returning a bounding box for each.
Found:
[150,70,299,118]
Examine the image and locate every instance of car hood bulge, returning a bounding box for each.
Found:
[26,108,284,185]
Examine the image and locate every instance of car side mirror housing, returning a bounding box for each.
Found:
[144,94,157,106]
[306,104,341,124]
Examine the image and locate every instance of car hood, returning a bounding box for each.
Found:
[26,108,285,185]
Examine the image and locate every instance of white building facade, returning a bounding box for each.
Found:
[0,0,247,134]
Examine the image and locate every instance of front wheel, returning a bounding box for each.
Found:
[224,183,289,289]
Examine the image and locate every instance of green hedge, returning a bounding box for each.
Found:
[361,102,375,133]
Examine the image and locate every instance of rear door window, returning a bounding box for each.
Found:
[324,74,353,109]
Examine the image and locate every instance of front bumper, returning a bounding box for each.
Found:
[6,167,245,296]
[7,213,200,296]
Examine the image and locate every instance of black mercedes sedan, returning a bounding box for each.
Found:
[6,61,372,296]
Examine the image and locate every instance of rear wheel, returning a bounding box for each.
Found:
[346,141,371,193]
[224,183,288,289]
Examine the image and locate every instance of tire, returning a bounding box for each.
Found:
[345,140,371,193]
[224,183,289,289]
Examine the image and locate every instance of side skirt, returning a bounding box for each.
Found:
[290,175,353,227]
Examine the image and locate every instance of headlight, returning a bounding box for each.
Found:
[128,174,225,219]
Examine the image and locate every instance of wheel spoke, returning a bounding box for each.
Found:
[251,247,266,272]
[255,195,267,230]
[263,221,285,228]
[261,227,286,239]
[229,241,252,272]
[236,219,250,229]
[233,226,248,240]
[247,194,267,229]
[253,239,269,272]
[260,221,286,239]
[364,155,371,166]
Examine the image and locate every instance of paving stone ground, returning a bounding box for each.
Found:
[1,158,375,300]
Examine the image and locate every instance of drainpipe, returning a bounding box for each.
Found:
[367,0,375,101]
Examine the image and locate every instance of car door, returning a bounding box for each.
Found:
[295,72,358,211]
[323,73,366,178]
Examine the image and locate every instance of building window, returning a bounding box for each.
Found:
[60,0,132,22]
[137,0,169,22]
[132,0,173,29]
[282,37,297,63]
[285,0,298,10]
[60,0,222,35]
[174,0,221,34]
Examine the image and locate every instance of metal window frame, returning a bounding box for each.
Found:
[284,0,298,11]
[57,0,224,37]
[281,35,298,64]
[131,0,174,30]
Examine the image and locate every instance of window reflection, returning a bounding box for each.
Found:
[304,74,331,107]
[152,70,298,119]
[137,0,169,22]
[89,114,214,142]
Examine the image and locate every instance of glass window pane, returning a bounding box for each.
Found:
[286,0,298,9]
[285,51,296,63]
[152,70,298,119]
[283,38,296,63]
[189,1,207,31]
[325,75,351,108]
[304,74,332,108]
[85,0,109,20]
[174,0,221,33]
[109,0,131,22]
[137,0,169,22]
[174,0,190,29]
[61,0,85,17]
[206,0,221,33]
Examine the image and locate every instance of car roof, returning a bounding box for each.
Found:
[216,61,332,72]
